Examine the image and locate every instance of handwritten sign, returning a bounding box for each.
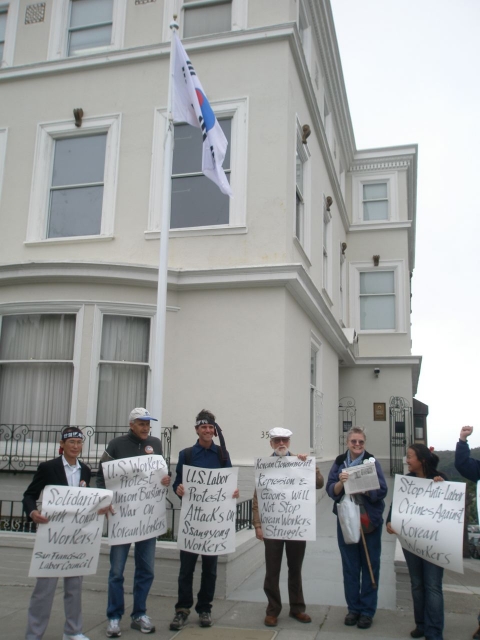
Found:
[255,456,316,541]
[391,475,466,573]
[29,485,113,577]
[103,454,168,545]
[177,465,238,556]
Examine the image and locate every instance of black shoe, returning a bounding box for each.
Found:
[473,626,480,640]
[344,612,360,626]
[410,629,424,638]
[357,615,373,629]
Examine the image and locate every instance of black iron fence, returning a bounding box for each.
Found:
[0,424,176,473]
[0,498,253,541]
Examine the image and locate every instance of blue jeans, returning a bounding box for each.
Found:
[337,520,381,618]
[403,549,444,640]
[175,550,218,614]
[107,537,156,621]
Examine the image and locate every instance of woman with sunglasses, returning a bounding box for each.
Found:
[326,426,388,630]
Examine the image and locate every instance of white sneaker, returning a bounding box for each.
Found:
[63,635,90,640]
[106,618,122,637]
[131,614,155,634]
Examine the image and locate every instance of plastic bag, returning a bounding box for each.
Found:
[337,494,361,544]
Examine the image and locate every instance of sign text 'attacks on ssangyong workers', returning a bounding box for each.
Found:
[102,454,169,544]
[177,465,239,556]
[29,485,113,578]
[255,456,316,541]
[391,474,466,574]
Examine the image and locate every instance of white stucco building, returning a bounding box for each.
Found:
[0,0,421,474]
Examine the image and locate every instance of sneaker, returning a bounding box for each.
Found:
[170,611,189,630]
[63,635,90,640]
[106,618,121,638]
[131,615,155,634]
[199,612,213,627]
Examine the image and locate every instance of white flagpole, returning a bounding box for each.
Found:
[150,18,179,438]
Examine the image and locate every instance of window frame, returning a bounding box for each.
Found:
[322,193,332,302]
[147,98,247,238]
[163,0,247,41]
[309,333,323,454]
[0,303,84,425]
[0,0,20,68]
[339,242,347,326]
[87,304,156,427]
[294,117,311,255]
[0,127,7,205]
[26,114,121,245]
[349,260,406,334]
[352,171,398,224]
[48,0,126,60]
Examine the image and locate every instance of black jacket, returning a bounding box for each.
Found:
[96,429,163,489]
[23,456,91,517]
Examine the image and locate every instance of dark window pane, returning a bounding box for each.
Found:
[172,119,231,176]
[184,2,231,38]
[70,0,113,29]
[48,185,103,237]
[171,174,230,228]
[52,135,107,187]
[69,25,112,54]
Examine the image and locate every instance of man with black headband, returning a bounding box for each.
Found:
[97,407,171,637]
[23,426,105,640]
[252,428,324,628]
[169,409,239,631]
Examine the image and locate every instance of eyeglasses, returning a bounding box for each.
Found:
[350,439,365,445]
[271,437,290,443]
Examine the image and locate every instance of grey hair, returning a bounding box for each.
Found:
[346,426,367,441]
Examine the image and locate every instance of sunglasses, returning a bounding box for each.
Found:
[350,439,365,445]
[271,437,290,443]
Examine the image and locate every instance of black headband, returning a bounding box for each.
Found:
[195,420,228,462]
[61,429,84,441]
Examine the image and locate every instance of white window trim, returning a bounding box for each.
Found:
[26,113,121,244]
[339,243,347,326]
[349,259,406,334]
[1,0,19,68]
[0,127,7,205]
[294,116,311,256]
[352,171,398,224]
[0,303,84,424]
[48,0,126,61]
[322,193,332,303]
[163,0,247,41]
[310,331,323,454]
[147,98,247,238]
[298,0,312,69]
[87,304,157,426]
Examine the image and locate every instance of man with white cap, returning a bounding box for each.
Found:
[97,408,171,637]
[252,428,324,627]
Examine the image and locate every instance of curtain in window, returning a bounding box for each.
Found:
[0,315,75,432]
[96,316,150,431]
[360,272,395,330]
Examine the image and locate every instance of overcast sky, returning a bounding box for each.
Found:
[331,0,480,450]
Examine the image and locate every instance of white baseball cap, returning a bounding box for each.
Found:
[129,407,158,422]
[268,428,293,439]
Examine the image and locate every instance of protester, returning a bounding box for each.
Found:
[387,444,447,640]
[454,425,480,640]
[252,428,324,627]
[169,409,238,631]
[96,408,170,637]
[23,426,108,640]
[326,426,387,630]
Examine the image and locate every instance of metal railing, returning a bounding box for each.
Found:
[0,424,176,473]
[0,498,253,541]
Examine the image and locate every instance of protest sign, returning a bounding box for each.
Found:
[103,454,168,545]
[391,475,465,573]
[29,485,113,578]
[177,465,238,555]
[344,460,380,495]
[255,456,316,541]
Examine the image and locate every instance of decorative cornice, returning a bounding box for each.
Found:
[350,159,411,172]
[0,261,356,365]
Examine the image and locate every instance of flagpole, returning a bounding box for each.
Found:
[150,18,179,438]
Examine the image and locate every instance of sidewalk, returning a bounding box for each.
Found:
[1,485,479,639]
